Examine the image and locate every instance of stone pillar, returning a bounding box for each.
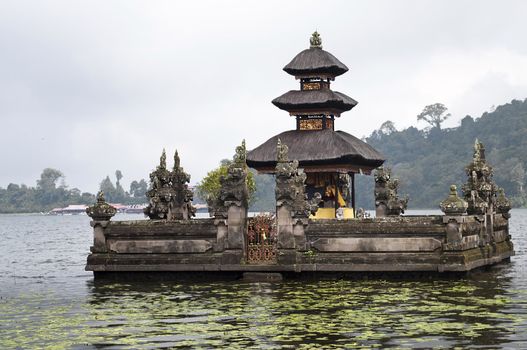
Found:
[293,218,308,250]
[226,205,247,249]
[86,191,117,253]
[277,205,295,249]
[90,221,110,253]
[440,185,468,250]
[220,203,248,264]
[276,210,308,252]
[209,141,249,264]
[214,219,227,252]
[459,140,514,248]
[461,139,499,216]
[274,139,318,264]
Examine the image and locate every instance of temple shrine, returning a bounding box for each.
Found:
[247,32,384,219]
[84,33,514,278]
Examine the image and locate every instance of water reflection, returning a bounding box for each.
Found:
[78,268,527,349]
[0,211,526,348]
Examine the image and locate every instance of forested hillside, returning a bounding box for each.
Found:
[355,99,527,209]
[3,99,525,213]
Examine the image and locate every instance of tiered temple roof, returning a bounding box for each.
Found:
[247,32,384,174]
[283,44,349,78]
[272,90,357,116]
[247,129,383,173]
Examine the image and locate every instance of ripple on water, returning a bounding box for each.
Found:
[0,211,526,348]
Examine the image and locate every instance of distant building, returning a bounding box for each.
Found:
[49,205,88,215]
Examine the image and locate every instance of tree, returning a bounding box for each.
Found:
[130,179,148,198]
[363,98,527,208]
[250,170,275,212]
[115,170,123,183]
[417,103,451,129]
[0,168,99,212]
[379,120,397,135]
[195,160,256,204]
[113,169,126,202]
[370,120,397,140]
[511,163,525,195]
[99,176,116,202]
[37,168,64,191]
[35,168,66,206]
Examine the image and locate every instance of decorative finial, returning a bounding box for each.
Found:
[277,138,289,162]
[310,31,322,49]
[86,191,117,221]
[233,139,247,165]
[479,140,486,160]
[173,150,180,170]
[97,191,105,203]
[439,184,468,215]
[473,138,485,162]
[160,149,167,169]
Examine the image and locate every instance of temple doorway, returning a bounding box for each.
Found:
[246,214,277,264]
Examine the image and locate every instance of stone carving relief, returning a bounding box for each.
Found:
[374,166,408,217]
[275,139,320,218]
[144,149,196,220]
[210,140,249,218]
[461,139,509,216]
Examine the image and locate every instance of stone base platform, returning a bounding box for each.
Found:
[86,213,514,279]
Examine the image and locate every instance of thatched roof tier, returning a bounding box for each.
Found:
[246,129,385,174]
[272,90,358,115]
[284,48,349,79]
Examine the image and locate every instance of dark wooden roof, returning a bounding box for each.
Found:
[272,90,357,114]
[246,129,385,173]
[283,48,349,78]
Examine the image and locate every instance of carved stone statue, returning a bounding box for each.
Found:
[275,139,320,218]
[496,188,511,218]
[277,138,289,163]
[310,31,322,49]
[233,140,247,166]
[210,140,249,218]
[461,139,502,215]
[374,166,408,217]
[144,149,196,220]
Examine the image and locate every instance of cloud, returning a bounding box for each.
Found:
[1,1,527,192]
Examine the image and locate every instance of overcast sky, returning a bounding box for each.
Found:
[1,0,527,193]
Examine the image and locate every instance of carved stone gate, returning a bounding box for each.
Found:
[246,214,277,264]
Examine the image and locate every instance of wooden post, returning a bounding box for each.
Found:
[334,172,338,217]
[351,172,356,217]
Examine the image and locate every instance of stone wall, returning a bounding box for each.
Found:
[86,212,514,275]
[85,140,514,277]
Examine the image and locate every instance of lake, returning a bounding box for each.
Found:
[1,210,526,348]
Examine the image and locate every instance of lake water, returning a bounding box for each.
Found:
[1,210,526,349]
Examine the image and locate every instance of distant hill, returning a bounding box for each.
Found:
[355,99,527,209]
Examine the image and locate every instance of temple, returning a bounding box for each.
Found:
[84,33,514,278]
[247,32,384,219]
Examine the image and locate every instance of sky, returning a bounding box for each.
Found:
[1,0,527,193]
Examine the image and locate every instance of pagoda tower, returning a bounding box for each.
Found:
[247,32,384,218]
